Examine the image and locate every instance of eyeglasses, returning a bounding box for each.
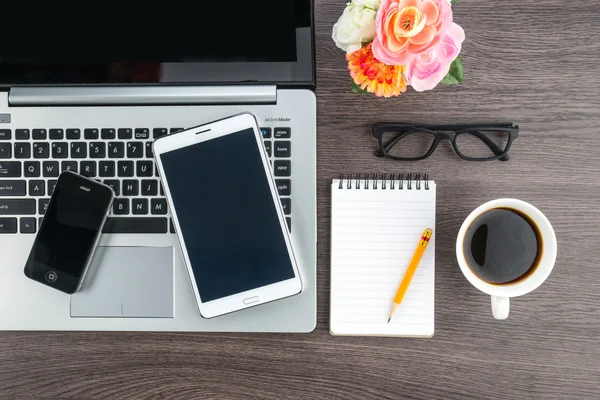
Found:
[373,123,519,161]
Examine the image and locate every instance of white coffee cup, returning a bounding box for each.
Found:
[456,199,557,319]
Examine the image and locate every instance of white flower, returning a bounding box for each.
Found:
[332,0,379,54]
[353,0,380,7]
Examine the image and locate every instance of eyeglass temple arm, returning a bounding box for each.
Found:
[376,123,516,130]
[469,130,510,161]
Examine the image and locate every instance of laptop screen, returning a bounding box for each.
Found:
[0,0,314,87]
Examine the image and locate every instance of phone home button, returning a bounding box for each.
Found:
[45,271,58,283]
[243,296,259,305]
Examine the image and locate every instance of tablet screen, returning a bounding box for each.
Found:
[160,128,295,302]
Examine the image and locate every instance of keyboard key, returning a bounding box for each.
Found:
[274,160,291,176]
[276,179,291,196]
[70,142,87,158]
[122,180,139,196]
[103,217,168,233]
[280,198,291,215]
[99,161,115,177]
[33,142,50,159]
[145,142,154,158]
[20,217,36,233]
[0,143,11,159]
[47,180,57,196]
[90,142,106,158]
[80,161,97,177]
[151,198,168,215]
[15,129,30,140]
[170,128,184,134]
[118,161,134,177]
[42,161,59,177]
[286,217,291,232]
[0,129,11,140]
[49,129,64,140]
[126,142,143,158]
[101,128,116,139]
[112,198,129,215]
[141,179,158,196]
[24,161,40,177]
[260,127,272,138]
[0,161,21,177]
[118,128,133,139]
[0,199,36,215]
[264,141,272,157]
[153,128,167,139]
[0,180,26,196]
[274,141,291,157]
[51,142,68,159]
[135,128,150,139]
[132,198,148,215]
[160,183,164,196]
[169,218,176,233]
[66,128,81,140]
[38,217,43,228]
[103,179,120,196]
[0,218,17,233]
[61,161,78,173]
[136,160,153,177]
[108,142,125,159]
[38,198,50,215]
[274,127,291,139]
[84,128,99,139]
[32,129,47,140]
[14,143,31,159]
[29,180,45,196]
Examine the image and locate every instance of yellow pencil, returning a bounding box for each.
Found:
[387,228,433,323]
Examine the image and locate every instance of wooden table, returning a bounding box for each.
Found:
[2,1,599,398]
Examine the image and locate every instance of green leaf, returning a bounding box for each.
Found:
[351,81,368,94]
[441,56,464,85]
[450,0,461,5]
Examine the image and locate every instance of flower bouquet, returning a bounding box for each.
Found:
[332,0,465,97]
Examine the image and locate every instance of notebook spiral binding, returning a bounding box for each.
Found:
[338,173,430,190]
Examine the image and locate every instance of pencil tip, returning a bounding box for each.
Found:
[387,318,391,323]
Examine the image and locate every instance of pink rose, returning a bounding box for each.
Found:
[372,0,454,66]
[407,23,465,91]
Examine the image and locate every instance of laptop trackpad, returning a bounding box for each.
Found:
[70,246,174,318]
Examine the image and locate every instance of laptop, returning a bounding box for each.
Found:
[0,1,317,332]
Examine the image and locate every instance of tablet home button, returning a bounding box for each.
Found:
[243,296,260,305]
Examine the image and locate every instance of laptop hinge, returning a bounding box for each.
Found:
[8,86,277,106]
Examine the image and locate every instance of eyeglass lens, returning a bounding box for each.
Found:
[454,130,509,159]
[381,131,435,158]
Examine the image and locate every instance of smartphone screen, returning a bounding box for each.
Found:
[24,172,113,294]
[159,128,296,303]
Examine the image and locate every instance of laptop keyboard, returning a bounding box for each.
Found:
[0,127,292,234]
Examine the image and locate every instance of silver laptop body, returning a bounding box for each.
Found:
[0,2,317,332]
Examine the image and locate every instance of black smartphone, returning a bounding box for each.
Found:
[23,171,114,294]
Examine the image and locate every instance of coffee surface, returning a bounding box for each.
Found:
[464,208,541,284]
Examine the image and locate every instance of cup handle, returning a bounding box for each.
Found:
[491,296,510,320]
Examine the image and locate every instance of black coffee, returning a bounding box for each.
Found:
[463,208,542,284]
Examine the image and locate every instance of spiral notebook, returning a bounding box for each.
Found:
[330,174,436,337]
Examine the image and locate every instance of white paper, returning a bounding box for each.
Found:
[330,179,436,337]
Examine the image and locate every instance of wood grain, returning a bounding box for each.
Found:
[2,0,600,398]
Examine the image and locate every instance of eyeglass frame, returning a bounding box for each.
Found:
[373,123,519,161]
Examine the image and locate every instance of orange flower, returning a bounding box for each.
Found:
[347,44,407,98]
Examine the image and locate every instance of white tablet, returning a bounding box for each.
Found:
[153,113,302,318]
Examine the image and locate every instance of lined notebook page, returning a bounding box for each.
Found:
[330,178,436,337]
